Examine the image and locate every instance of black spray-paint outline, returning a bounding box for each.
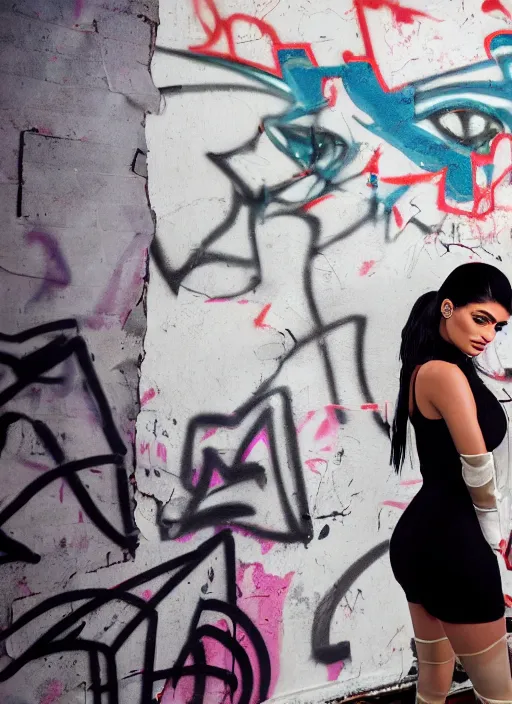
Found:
[311,540,390,664]
[159,387,313,543]
[0,530,271,704]
[0,320,137,563]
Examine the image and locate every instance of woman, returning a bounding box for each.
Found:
[390,262,512,703]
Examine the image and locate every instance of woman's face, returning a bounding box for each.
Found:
[441,299,510,357]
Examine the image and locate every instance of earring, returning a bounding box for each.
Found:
[442,305,453,319]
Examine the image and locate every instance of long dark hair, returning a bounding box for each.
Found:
[390,262,512,472]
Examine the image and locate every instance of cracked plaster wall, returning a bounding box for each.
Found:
[0,0,158,702]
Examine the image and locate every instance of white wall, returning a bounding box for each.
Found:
[140,0,512,702]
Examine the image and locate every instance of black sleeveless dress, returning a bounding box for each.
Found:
[389,340,508,623]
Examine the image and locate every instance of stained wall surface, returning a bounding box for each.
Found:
[140,0,512,702]
[0,0,158,702]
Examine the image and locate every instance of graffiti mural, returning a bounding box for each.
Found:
[0,531,271,704]
[0,320,138,565]
[138,0,512,699]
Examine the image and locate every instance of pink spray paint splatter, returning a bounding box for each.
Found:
[400,479,423,486]
[382,500,410,510]
[156,442,167,463]
[237,562,294,699]
[78,511,84,523]
[305,458,327,475]
[326,661,344,681]
[205,297,230,303]
[314,405,343,442]
[296,410,316,434]
[40,679,64,704]
[139,442,150,456]
[241,428,269,462]
[141,589,152,601]
[359,259,376,276]
[209,469,223,488]
[200,427,217,442]
[214,525,275,555]
[140,388,156,406]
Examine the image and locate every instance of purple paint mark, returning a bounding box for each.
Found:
[382,500,410,510]
[174,532,195,543]
[238,299,249,304]
[327,661,344,681]
[25,231,71,306]
[59,481,65,503]
[23,460,50,472]
[156,442,167,463]
[89,468,102,474]
[87,233,151,330]
[400,479,423,486]
[140,388,156,406]
[210,469,223,488]
[141,589,152,601]
[73,0,84,19]
[40,679,64,704]
[17,577,33,597]
[78,511,84,523]
[305,458,327,475]
[241,428,269,462]
[237,562,294,698]
[191,468,199,487]
[200,427,217,442]
[139,442,150,456]
[296,410,316,434]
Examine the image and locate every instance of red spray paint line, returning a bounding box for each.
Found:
[482,0,512,20]
[400,478,423,486]
[254,303,272,328]
[302,194,335,211]
[362,146,382,174]
[392,205,404,229]
[205,297,230,303]
[359,260,376,276]
[140,388,156,406]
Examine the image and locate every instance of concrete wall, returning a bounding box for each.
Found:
[139,0,512,702]
[3,0,512,703]
[0,0,158,702]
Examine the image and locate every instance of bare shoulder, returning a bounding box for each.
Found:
[417,360,473,404]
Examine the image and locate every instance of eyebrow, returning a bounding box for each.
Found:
[475,309,508,325]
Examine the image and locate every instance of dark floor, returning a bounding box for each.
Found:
[341,687,475,704]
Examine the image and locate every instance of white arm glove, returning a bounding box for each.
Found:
[460,452,502,551]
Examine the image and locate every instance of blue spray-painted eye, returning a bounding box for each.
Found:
[269,123,350,181]
[426,108,504,152]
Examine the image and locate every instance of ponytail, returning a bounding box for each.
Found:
[390,291,439,472]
